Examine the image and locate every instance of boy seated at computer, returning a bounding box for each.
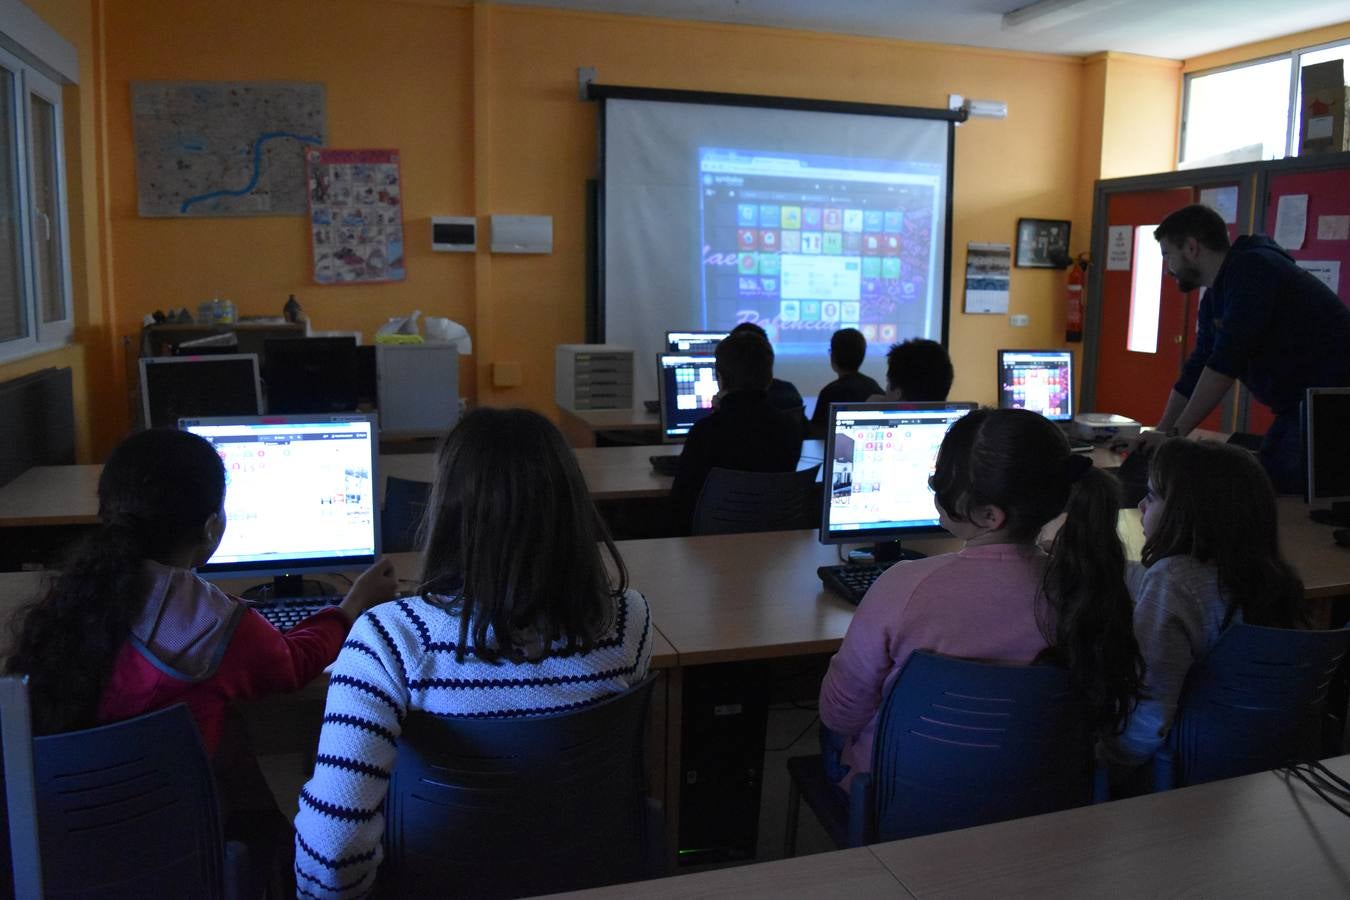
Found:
[869,338,955,402]
[670,330,803,533]
[730,322,807,430]
[808,328,884,438]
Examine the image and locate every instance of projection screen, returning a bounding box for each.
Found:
[597,91,956,406]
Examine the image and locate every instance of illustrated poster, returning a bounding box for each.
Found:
[307,149,406,284]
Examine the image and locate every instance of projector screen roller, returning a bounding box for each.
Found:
[601,96,952,405]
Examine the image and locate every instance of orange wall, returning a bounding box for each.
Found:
[478,5,1089,410]
[33,0,1216,446]
[0,0,104,461]
[1098,54,1182,180]
[98,0,476,441]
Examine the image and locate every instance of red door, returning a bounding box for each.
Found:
[1095,189,1193,426]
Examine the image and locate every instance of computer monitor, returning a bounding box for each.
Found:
[997,349,1073,422]
[140,354,263,429]
[666,330,730,354]
[819,402,976,554]
[1305,387,1350,520]
[179,414,380,581]
[658,353,720,442]
[263,337,359,414]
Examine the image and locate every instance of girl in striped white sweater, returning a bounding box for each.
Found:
[294,409,653,899]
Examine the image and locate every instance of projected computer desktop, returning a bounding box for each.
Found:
[180,414,380,622]
[816,401,973,604]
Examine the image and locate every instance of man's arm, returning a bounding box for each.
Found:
[1170,367,1235,435]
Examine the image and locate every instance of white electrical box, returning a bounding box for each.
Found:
[555,344,633,411]
[431,216,476,252]
[491,215,553,254]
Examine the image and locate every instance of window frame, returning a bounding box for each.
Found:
[0,43,73,363]
[1181,37,1350,166]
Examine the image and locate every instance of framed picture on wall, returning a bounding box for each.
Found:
[1015,218,1071,268]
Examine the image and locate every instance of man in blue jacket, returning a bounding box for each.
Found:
[1146,204,1350,492]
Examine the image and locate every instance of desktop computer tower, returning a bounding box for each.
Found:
[678,662,770,866]
[555,344,633,411]
[376,343,460,438]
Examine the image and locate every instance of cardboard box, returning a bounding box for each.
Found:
[1299,60,1350,155]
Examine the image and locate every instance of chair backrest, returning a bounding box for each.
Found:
[866,651,1092,843]
[0,677,225,900]
[382,675,658,899]
[1164,623,1350,788]
[382,475,431,553]
[692,464,821,535]
[1,676,42,900]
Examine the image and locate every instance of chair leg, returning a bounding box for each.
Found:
[783,776,801,859]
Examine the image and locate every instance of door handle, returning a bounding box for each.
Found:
[1173,335,1183,344]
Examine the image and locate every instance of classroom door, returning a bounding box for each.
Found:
[1094,189,1194,426]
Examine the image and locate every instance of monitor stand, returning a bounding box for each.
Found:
[240,574,340,602]
[872,540,928,565]
[1309,502,1350,528]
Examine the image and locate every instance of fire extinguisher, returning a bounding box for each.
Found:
[1065,252,1088,343]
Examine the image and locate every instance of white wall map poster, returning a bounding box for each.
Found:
[307,149,406,284]
[132,81,325,217]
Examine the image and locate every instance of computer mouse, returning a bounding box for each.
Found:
[1334,529,1350,548]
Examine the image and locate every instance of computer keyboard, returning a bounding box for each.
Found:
[643,399,661,414]
[818,564,893,605]
[251,598,336,631]
[650,454,680,476]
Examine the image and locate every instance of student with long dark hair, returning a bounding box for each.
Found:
[5,427,394,741]
[819,408,1143,789]
[294,408,653,898]
[5,427,396,897]
[1104,438,1306,769]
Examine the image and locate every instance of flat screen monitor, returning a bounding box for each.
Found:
[179,413,380,579]
[819,401,975,546]
[997,349,1073,422]
[1306,387,1350,512]
[657,353,719,442]
[666,330,730,354]
[140,354,263,430]
[263,337,359,414]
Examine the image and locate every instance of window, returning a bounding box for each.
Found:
[1181,38,1350,167]
[0,45,72,362]
[1127,225,1162,354]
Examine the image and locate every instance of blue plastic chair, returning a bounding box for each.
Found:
[381,675,658,898]
[0,676,226,899]
[381,475,431,553]
[1153,623,1350,791]
[784,651,1093,854]
[692,465,822,535]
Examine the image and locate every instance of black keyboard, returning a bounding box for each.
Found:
[643,399,661,413]
[1069,438,1094,453]
[650,454,680,476]
[251,598,335,631]
[818,564,892,605]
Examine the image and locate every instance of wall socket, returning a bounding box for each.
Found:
[1010,314,1030,327]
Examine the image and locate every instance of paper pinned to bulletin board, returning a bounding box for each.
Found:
[307,148,406,284]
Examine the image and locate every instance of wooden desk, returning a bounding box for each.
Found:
[555,755,1350,899]
[0,465,101,526]
[557,406,663,448]
[868,754,1350,898]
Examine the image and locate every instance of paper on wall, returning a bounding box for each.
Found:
[1317,215,1350,241]
[1106,225,1133,271]
[1298,260,1341,295]
[1273,194,1308,250]
[1198,186,1239,225]
[964,243,1010,315]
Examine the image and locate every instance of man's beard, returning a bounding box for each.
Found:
[1174,275,1199,293]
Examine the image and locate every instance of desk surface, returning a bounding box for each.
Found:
[624,498,1347,666]
[0,465,101,526]
[555,755,1350,899]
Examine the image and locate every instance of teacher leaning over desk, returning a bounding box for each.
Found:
[1140,203,1350,492]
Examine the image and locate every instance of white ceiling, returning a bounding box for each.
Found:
[509,0,1349,60]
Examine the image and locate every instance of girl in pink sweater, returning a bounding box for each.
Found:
[819,408,1142,789]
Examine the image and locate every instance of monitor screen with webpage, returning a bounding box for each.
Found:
[658,353,720,442]
[1306,387,1350,513]
[179,414,380,579]
[998,349,1073,422]
[140,354,263,429]
[666,330,730,353]
[820,402,974,545]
